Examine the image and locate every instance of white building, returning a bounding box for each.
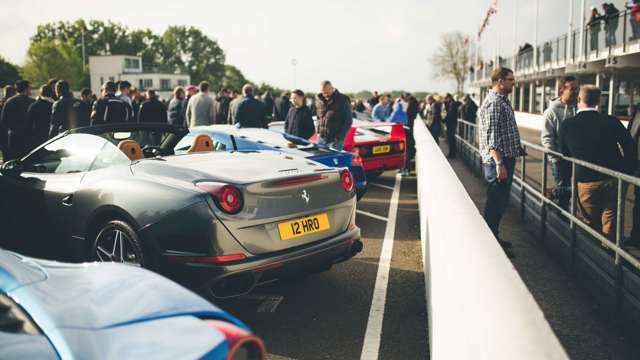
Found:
[469,1,639,120]
[89,55,190,100]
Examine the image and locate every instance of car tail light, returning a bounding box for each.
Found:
[351,155,363,167]
[355,146,369,156]
[340,169,354,192]
[167,253,247,264]
[206,320,266,360]
[393,141,406,153]
[196,182,243,214]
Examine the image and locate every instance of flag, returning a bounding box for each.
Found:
[477,0,499,40]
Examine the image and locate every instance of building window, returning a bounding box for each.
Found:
[160,79,171,91]
[140,79,153,89]
[124,58,140,70]
[177,79,187,87]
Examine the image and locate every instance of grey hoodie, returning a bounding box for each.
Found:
[541,97,576,161]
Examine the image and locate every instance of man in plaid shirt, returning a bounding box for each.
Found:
[478,67,522,251]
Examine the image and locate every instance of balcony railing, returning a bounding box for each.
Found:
[470,9,640,84]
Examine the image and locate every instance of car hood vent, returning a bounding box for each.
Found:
[0,294,40,335]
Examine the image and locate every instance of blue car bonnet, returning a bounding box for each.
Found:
[0,250,246,359]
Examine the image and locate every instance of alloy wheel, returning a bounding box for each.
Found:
[95,229,142,266]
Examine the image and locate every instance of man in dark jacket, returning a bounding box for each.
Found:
[368,91,379,108]
[50,80,88,139]
[560,85,635,240]
[214,88,231,125]
[405,94,420,172]
[285,90,315,139]
[262,91,275,123]
[91,81,131,125]
[0,85,16,161]
[315,81,352,151]
[27,85,54,150]
[0,80,34,160]
[167,87,187,127]
[78,88,92,127]
[273,92,291,122]
[234,84,266,128]
[444,93,461,158]
[138,89,168,123]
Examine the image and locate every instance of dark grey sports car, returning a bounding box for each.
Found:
[0,123,362,297]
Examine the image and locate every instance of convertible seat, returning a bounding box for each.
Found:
[187,134,214,153]
[118,140,144,160]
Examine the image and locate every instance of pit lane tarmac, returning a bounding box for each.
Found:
[214,171,429,360]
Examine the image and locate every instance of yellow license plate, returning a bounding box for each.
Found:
[372,145,391,154]
[278,213,330,240]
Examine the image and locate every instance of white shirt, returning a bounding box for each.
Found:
[577,107,598,114]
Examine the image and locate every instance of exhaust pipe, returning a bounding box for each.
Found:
[351,240,363,256]
[209,272,257,298]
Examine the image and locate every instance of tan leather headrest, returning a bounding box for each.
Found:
[117,140,144,161]
[187,134,214,153]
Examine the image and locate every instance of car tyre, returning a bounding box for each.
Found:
[91,220,146,267]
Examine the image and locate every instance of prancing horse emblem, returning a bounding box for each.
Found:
[301,190,310,204]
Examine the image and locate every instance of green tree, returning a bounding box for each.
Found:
[21,40,84,89]
[159,26,226,87]
[222,65,250,91]
[0,57,20,87]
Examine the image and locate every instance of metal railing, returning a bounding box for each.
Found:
[455,118,640,272]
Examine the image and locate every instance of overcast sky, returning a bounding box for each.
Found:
[0,0,625,93]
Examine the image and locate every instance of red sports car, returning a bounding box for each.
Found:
[269,119,406,177]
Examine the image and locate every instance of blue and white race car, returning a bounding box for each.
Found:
[176,126,368,200]
[0,249,265,359]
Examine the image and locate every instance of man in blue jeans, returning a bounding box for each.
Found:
[478,67,523,251]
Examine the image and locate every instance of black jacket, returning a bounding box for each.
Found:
[461,100,478,123]
[315,90,352,140]
[274,95,291,122]
[235,96,267,128]
[285,105,315,139]
[214,96,230,125]
[138,98,168,123]
[91,94,131,125]
[560,110,636,182]
[167,98,186,127]
[50,95,88,139]
[27,97,53,149]
[406,98,420,128]
[262,94,275,121]
[444,100,461,126]
[0,94,35,160]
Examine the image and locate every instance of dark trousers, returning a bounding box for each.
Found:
[483,158,516,238]
[429,121,441,145]
[551,160,570,210]
[446,120,457,157]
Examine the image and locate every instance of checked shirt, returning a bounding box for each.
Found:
[478,90,522,163]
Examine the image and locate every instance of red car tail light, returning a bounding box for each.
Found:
[351,155,363,167]
[206,320,266,360]
[355,146,370,156]
[196,182,244,214]
[340,169,354,192]
[393,141,406,153]
[167,253,247,264]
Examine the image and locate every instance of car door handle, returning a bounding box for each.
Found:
[61,195,73,207]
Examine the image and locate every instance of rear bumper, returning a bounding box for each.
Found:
[168,226,361,298]
[362,153,406,172]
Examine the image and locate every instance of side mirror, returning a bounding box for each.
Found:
[1,160,24,177]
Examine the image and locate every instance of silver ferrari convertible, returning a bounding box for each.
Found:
[0,123,362,297]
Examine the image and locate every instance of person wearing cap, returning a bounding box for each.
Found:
[183,85,198,120]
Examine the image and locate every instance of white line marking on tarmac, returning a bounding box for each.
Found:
[257,295,284,313]
[369,182,395,191]
[360,173,402,360]
[267,354,297,360]
[356,210,389,222]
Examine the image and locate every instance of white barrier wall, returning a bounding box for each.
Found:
[414,119,568,360]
